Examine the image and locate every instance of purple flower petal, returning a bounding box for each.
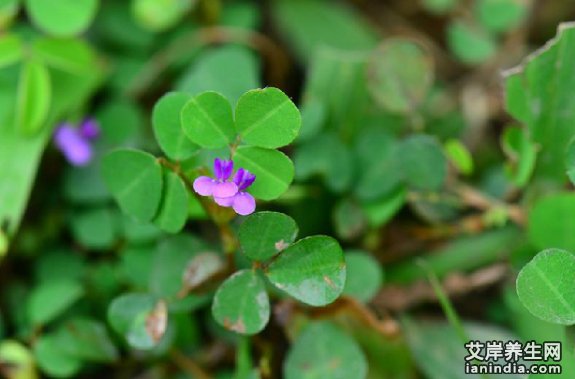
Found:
[64,138,93,166]
[214,195,235,207]
[79,118,100,140]
[239,171,256,191]
[193,176,216,196]
[213,158,223,181]
[220,159,234,181]
[213,181,238,198]
[54,125,93,166]
[233,168,245,186]
[232,192,256,215]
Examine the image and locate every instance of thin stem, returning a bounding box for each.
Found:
[418,259,490,379]
[170,349,213,379]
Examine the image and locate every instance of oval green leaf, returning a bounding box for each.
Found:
[528,193,575,252]
[17,59,51,136]
[367,39,434,113]
[181,91,235,148]
[235,87,301,149]
[516,248,575,325]
[70,207,118,250]
[400,135,447,191]
[101,149,163,222]
[26,0,99,37]
[284,322,368,379]
[266,236,345,306]
[107,293,168,350]
[32,37,98,75]
[212,269,270,335]
[343,250,383,303]
[152,92,199,160]
[233,146,294,200]
[153,170,189,233]
[238,211,298,261]
[447,20,497,64]
[132,0,193,31]
[0,34,22,69]
[27,279,83,325]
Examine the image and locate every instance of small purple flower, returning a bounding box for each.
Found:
[53,118,100,166]
[193,159,257,216]
[193,158,239,198]
[214,168,256,216]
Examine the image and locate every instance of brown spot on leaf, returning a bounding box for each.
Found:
[223,317,246,333]
[275,239,289,251]
[145,300,168,343]
[323,275,336,289]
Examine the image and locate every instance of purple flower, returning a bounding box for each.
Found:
[214,168,256,216]
[193,159,257,216]
[193,158,239,198]
[53,119,100,166]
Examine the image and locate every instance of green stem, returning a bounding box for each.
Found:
[418,259,490,379]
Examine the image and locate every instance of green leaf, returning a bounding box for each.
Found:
[34,335,82,378]
[212,270,270,335]
[96,100,143,147]
[121,246,155,289]
[361,187,406,227]
[271,0,378,63]
[70,207,119,250]
[447,20,497,64]
[475,0,528,34]
[235,87,301,149]
[517,249,575,325]
[54,319,119,363]
[354,128,403,200]
[444,139,473,176]
[528,193,575,251]
[152,92,199,161]
[35,249,86,282]
[25,0,99,37]
[501,126,536,187]
[27,279,83,325]
[238,211,298,261]
[404,319,523,379]
[181,91,235,148]
[182,252,225,291]
[31,37,98,76]
[297,99,326,142]
[101,149,163,222]
[303,48,375,137]
[295,133,354,193]
[505,23,575,181]
[400,135,447,191]
[566,139,575,185]
[343,251,383,303]
[233,146,294,200]
[367,39,434,113]
[64,162,110,204]
[16,59,51,136]
[0,34,22,69]
[333,198,368,240]
[177,45,261,104]
[266,236,345,306]
[149,235,210,311]
[284,322,367,379]
[153,169,189,233]
[132,0,194,32]
[108,293,168,350]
